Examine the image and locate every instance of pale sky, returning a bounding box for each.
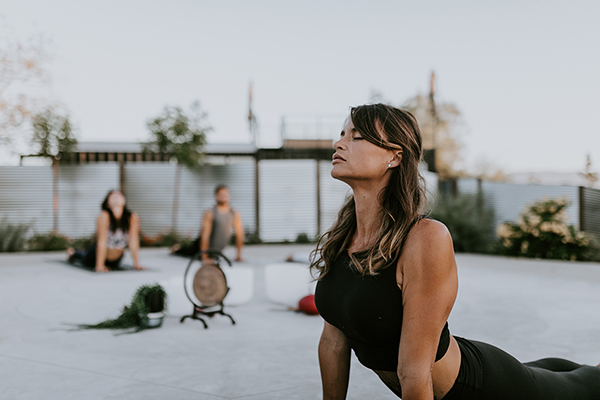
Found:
[3,0,599,174]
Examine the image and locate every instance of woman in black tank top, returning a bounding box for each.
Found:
[311,104,600,400]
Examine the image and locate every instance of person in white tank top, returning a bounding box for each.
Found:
[67,190,143,272]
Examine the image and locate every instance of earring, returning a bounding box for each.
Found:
[387,163,391,168]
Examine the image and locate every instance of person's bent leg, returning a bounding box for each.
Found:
[80,245,98,270]
[524,358,583,372]
[468,339,600,400]
[172,237,200,257]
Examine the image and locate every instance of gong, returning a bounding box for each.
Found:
[180,250,236,328]
[192,264,229,307]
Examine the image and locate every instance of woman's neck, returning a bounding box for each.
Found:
[111,207,123,220]
[349,182,386,252]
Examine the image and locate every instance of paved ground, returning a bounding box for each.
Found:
[1,245,600,400]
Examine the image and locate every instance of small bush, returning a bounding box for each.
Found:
[244,229,262,245]
[0,219,31,252]
[70,234,96,250]
[497,198,597,261]
[28,231,71,251]
[431,193,497,254]
[295,232,312,244]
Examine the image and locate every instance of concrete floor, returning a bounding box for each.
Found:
[1,245,600,400]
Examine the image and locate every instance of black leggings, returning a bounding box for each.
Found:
[68,244,123,270]
[442,336,600,400]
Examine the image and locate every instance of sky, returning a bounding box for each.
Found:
[2,0,599,174]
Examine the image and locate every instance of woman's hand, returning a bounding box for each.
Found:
[133,265,145,271]
[319,321,351,400]
[95,264,110,273]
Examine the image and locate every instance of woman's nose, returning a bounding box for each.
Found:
[334,138,344,150]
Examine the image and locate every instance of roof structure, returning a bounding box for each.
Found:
[20,140,435,172]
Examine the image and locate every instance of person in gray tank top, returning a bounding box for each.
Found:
[200,185,245,262]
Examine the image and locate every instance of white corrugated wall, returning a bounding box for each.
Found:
[176,160,256,238]
[58,164,120,238]
[124,163,178,238]
[259,159,318,242]
[0,167,53,234]
[319,160,350,235]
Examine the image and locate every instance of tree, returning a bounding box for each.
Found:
[578,154,598,187]
[30,109,77,160]
[370,73,466,179]
[0,21,52,149]
[29,108,77,232]
[144,101,210,170]
[402,92,465,180]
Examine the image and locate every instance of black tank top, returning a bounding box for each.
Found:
[315,251,450,372]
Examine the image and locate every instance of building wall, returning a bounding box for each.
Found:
[457,178,580,228]
[3,163,593,242]
[0,167,53,234]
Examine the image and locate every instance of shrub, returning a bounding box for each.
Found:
[28,231,70,251]
[430,193,497,253]
[0,218,31,252]
[244,229,262,245]
[70,234,96,250]
[496,198,597,261]
[295,232,312,244]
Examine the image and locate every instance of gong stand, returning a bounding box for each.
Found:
[180,250,236,328]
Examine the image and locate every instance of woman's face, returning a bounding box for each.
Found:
[331,119,398,183]
[107,191,126,210]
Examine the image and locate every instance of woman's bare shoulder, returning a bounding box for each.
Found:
[408,218,452,244]
[97,210,110,222]
[401,218,455,266]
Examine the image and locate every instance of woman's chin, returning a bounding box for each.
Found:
[330,169,351,183]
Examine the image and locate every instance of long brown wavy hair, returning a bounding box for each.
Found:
[310,103,428,277]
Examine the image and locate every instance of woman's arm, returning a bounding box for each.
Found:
[397,220,458,400]
[128,213,143,270]
[95,212,110,273]
[319,321,351,400]
[233,211,244,261]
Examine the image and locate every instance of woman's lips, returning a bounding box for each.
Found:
[332,153,345,163]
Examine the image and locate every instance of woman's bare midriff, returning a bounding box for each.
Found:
[106,248,125,262]
[372,335,461,399]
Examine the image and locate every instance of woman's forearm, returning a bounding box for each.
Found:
[129,240,140,267]
[319,333,351,400]
[398,372,434,400]
[96,241,107,268]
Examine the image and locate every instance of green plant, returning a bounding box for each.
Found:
[75,284,167,334]
[28,231,70,251]
[430,193,497,253]
[244,229,262,245]
[0,218,31,252]
[295,232,312,244]
[70,234,96,250]
[144,101,210,170]
[496,198,597,261]
[30,109,78,160]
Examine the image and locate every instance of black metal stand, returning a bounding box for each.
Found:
[180,250,236,329]
[179,304,236,328]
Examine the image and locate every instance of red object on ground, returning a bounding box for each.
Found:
[298,294,319,315]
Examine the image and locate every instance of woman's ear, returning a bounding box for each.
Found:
[389,150,403,168]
